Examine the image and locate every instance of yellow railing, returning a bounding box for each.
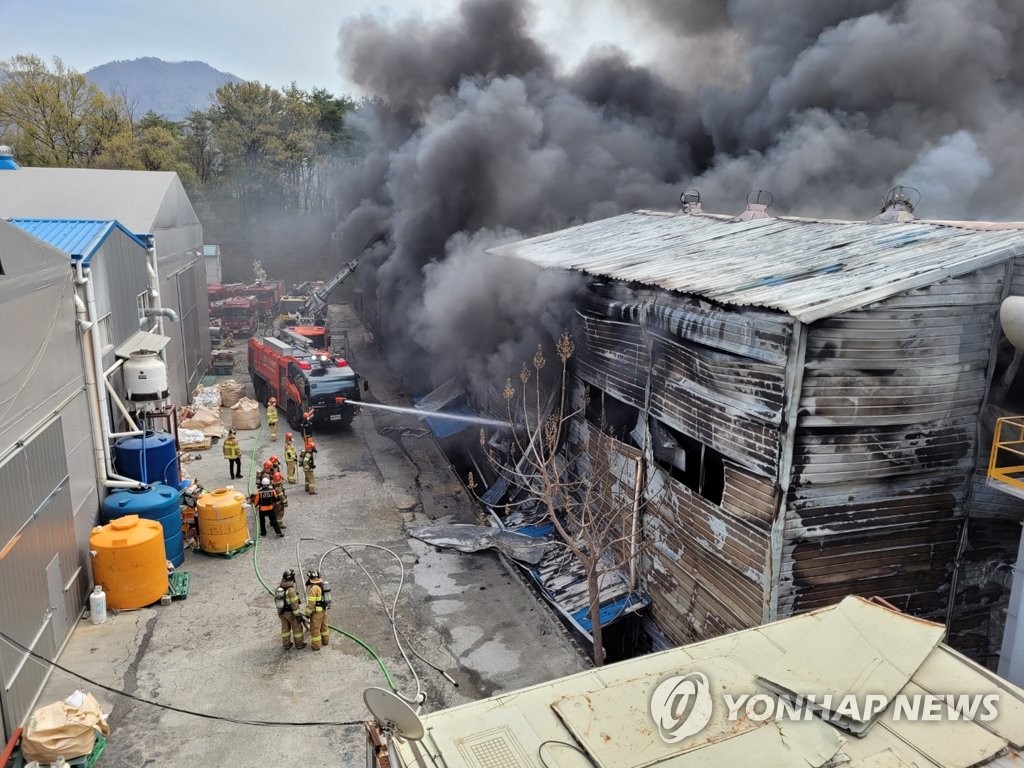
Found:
[988,416,1024,492]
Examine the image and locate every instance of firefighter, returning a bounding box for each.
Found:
[267,396,279,440]
[276,570,305,649]
[304,570,330,650]
[300,442,317,494]
[272,465,287,529]
[284,433,298,484]
[257,459,274,487]
[251,477,283,537]
[223,429,242,479]
[300,409,314,440]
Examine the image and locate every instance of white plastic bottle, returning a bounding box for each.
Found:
[89,585,107,625]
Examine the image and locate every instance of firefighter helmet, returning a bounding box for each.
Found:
[263,460,273,470]
[261,477,271,486]
[282,569,295,582]
[285,432,293,440]
[307,440,316,450]
[268,397,277,405]
[269,455,279,464]
[306,569,321,584]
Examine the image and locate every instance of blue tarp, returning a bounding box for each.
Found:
[410,396,477,439]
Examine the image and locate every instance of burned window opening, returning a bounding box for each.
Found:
[584,386,640,447]
[651,418,725,505]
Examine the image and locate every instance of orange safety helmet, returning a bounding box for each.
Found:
[262,460,273,470]
[269,454,279,464]
[268,396,277,405]
[284,432,293,440]
[307,440,316,450]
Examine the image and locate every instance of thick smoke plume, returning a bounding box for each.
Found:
[332,0,1024,396]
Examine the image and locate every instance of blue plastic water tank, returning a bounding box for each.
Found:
[114,431,181,488]
[101,484,185,567]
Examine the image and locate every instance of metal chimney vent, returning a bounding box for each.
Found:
[680,188,703,214]
[870,185,920,224]
[737,189,773,221]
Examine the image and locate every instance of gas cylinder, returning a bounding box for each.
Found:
[89,585,107,625]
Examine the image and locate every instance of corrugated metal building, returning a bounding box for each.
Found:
[0,168,210,403]
[382,596,1024,767]
[8,219,170,435]
[491,208,1024,663]
[0,220,96,740]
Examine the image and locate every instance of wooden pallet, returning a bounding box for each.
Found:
[180,437,212,451]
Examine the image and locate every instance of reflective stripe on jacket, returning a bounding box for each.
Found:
[267,406,278,424]
[307,584,324,612]
[223,439,241,459]
[285,445,298,461]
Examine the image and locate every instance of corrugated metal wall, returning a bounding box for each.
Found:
[572,284,786,645]
[0,420,80,737]
[781,265,1008,624]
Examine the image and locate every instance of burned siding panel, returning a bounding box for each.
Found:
[572,312,649,406]
[642,462,770,643]
[793,421,976,483]
[781,265,1006,624]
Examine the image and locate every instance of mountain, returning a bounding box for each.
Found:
[86,57,243,121]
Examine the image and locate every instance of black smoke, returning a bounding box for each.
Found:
[332,0,1024,394]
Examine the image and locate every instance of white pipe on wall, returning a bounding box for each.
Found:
[74,263,145,490]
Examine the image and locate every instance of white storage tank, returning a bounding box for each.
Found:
[124,350,169,401]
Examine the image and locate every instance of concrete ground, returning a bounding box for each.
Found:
[35,303,586,766]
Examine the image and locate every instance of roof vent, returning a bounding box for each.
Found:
[0,145,18,171]
[736,189,773,221]
[680,188,703,214]
[870,185,919,224]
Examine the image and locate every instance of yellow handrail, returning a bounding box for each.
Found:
[988,416,1024,492]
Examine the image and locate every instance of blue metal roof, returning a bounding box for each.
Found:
[8,218,147,266]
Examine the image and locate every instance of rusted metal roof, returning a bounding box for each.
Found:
[489,211,1024,323]
[387,596,1024,768]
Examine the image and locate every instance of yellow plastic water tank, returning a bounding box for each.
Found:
[90,515,167,610]
[197,488,251,554]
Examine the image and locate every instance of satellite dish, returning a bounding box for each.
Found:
[363,687,425,741]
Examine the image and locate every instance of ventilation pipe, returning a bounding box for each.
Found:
[736,190,773,221]
[144,306,179,323]
[680,188,703,215]
[870,185,920,224]
[74,262,146,490]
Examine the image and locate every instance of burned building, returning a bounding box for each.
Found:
[489,203,1024,664]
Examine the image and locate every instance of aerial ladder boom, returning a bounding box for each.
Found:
[303,259,358,321]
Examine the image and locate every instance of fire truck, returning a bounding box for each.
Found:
[218,295,259,337]
[247,333,364,429]
[244,280,285,314]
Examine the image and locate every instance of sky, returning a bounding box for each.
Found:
[0,0,648,95]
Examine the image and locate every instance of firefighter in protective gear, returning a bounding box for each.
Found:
[300,410,314,440]
[305,570,329,650]
[272,467,287,529]
[223,430,242,479]
[277,570,305,649]
[257,459,273,486]
[300,445,317,494]
[267,397,279,440]
[284,434,298,484]
[251,477,283,537]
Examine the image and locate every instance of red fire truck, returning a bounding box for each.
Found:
[247,334,364,429]
[245,280,285,314]
[219,295,259,338]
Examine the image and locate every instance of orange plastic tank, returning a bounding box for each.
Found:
[197,488,251,554]
[90,515,167,610]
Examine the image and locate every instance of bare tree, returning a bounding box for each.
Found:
[474,331,645,666]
